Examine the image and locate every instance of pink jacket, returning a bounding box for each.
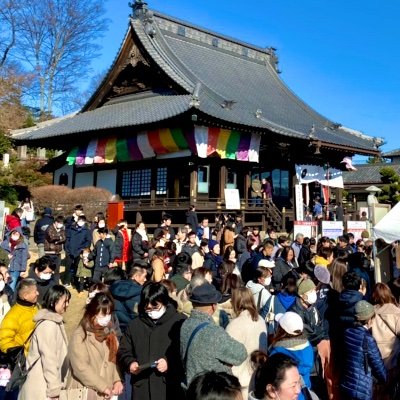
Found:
[371,303,400,370]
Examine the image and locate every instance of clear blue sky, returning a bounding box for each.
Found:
[88,0,400,156]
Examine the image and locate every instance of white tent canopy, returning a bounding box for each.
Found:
[373,202,400,243]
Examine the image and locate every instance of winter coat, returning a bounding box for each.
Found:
[109,280,142,333]
[298,246,312,269]
[270,335,314,388]
[246,281,271,310]
[118,305,186,400]
[204,252,223,278]
[181,243,200,257]
[151,257,165,282]
[180,309,247,385]
[289,298,326,347]
[76,257,94,279]
[341,326,387,400]
[185,211,199,232]
[154,225,175,241]
[272,258,299,290]
[28,264,56,304]
[226,310,267,398]
[223,229,235,252]
[371,303,400,370]
[19,309,68,399]
[131,231,148,260]
[235,234,247,257]
[0,234,29,272]
[170,274,190,293]
[33,215,54,245]
[65,225,91,257]
[90,238,115,267]
[250,179,262,198]
[0,299,38,353]
[44,223,66,255]
[68,325,121,399]
[337,289,364,331]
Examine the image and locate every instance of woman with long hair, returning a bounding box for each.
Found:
[118,282,186,400]
[273,246,299,290]
[226,287,267,397]
[19,285,71,400]
[151,247,167,282]
[131,221,149,263]
[68,293,123,399]
[249,352,302,400]
[370,283,400,400]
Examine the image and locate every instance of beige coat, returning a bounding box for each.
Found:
[226,310,268,398]
[68,325,121,399]
[371,303,400,370]
[0,293,10,324]
[19,309,69,399]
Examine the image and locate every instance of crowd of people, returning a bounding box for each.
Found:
[0,203,399,400]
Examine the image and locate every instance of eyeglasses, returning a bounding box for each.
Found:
[145,304,163,312]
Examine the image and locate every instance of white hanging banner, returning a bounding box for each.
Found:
[295,164,344,188]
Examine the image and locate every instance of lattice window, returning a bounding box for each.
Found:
[156,167,167,195]
[121,169,151,197]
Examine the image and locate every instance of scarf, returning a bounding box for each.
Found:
[136,228,148,242]
[85,321,119,364]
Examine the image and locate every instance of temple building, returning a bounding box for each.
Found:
[12,1,382,230]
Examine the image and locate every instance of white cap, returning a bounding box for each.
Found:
[258,259,275,269]
[276,311,303,335]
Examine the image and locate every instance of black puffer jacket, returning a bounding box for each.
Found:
[341,326,386,400]
[33,215,54,244]
[337,289,364,331]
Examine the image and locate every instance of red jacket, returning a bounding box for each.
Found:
[6,214,21,232]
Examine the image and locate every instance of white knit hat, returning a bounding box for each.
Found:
[276,311,304,335]
[258,259,275,269]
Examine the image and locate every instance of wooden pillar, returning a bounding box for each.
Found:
[37,147,46,160]
[220,165,227,202]
[190,169,198,204]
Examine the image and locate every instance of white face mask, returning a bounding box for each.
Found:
[39,273,52,281]
[77,221,85,227]
[98,222,105,228]
[11,234,20,241]
[56,223,64,229]
[165,233,171,240]
[0,281,5,292]
[146,306,166,320]
[265,276,272,286]
[306,291,318,305]
[96,314,112,327]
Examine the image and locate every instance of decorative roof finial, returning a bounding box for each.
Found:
[255,109,262,118]
[129,0,148,17]
[190,82,201,108]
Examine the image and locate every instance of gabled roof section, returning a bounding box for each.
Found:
[12,2,382,156]
[383,148,400,158]
[343,163,400,185]
[128,5,380,154]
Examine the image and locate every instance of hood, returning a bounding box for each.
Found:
[277,291,297,310]
[110,280,142,301]
[246,280,265,295]
[43,207,53,216]
[338,289,363,307]
[8,226,24,235]
[34,308,63,324]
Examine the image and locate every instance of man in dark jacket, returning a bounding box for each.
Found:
[337,272,364,331]
[33,207,54,258]
[44,215,66,284]
[153,213,175,241]
[185,205,198,233]
[64,215,91,287]
[90,228,115,283]
[181,231,199,257]
[170,253,192,293]
[110,266,147,332]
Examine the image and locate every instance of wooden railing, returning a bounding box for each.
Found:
[123,197,286,231]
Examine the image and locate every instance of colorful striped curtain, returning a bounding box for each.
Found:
[67,126,260,165]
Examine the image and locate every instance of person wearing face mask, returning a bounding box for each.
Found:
[19,285,71,400]
[68,293,123,399]
[92,217,107,247]
[33,207,54,258]
[246,262,274,311]
[44,215,66,285]
[28,256,56,304]
[118,282,186,400]
[64,216,91,288]
[340,301,387,400]
[0,227,29,292]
